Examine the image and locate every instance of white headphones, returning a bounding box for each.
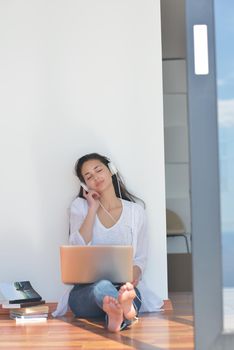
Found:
[107,162,118,175]
[108,161,122,200]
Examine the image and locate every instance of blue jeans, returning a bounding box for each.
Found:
[68,280,141,321]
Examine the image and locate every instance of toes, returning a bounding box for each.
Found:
[103,295,110,304]
[109,296,115,304]
[120,285,127,293]
[126,282,133,290]
[115,300,121,309]
[121,282,134,291]
[114,299,121,308]
[108,296,120,307]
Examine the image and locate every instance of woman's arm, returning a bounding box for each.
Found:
[78,190,100,244]
[132,205,148,285]
[78,206,97,244]
[69,190,100,245]
[132,265,142,287]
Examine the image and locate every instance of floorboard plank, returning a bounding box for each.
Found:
[0,293,194,350]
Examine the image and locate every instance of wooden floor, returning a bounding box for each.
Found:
[0,293,194,350]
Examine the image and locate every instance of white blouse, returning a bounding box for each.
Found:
[52,198,163,317]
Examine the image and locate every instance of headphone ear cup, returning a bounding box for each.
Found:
[108,162,118,175]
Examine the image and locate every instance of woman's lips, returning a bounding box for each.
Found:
[95,180,104,187]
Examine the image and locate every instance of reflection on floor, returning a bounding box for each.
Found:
[0,292,194,350]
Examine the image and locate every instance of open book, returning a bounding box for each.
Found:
[0,281,42,304]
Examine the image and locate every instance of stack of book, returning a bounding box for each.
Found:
[9,304,49,323]
[0,281,48,323]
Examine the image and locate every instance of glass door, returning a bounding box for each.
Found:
[186,0,234,348]
[215,0,234,333]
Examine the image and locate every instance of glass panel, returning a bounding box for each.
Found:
[215,0,234,332]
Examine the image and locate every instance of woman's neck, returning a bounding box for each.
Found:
[99,188,121,211]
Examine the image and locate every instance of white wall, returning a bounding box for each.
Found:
[0,0,167,301]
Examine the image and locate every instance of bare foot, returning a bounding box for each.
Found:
[102,296,123,332]
[118,282,136,320]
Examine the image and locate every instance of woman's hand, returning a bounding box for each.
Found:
[132,266,142,287]
[83,188,100,212]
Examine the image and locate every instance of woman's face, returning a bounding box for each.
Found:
[81,159,113,193]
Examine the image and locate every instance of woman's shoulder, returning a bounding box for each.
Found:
[122,200,146,230]
[122,199,145,214]
[70,197,88,212]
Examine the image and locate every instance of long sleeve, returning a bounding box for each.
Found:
[131,204,164,312]
[69,198,88,246]
[51,286,73,317]
[133,205,148,275]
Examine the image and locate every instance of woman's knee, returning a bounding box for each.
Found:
[93,279,113,295]
[94,279,113,289]
[93,279,118,305]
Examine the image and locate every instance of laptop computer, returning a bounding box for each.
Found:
[60,245,133,284]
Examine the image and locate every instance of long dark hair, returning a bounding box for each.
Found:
[75,153,145,206]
